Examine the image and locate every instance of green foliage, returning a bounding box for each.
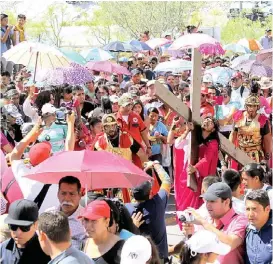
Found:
[95,1,206,39]
[221,16,272,44]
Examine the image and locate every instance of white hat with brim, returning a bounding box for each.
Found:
[41,103,57,116]
[258,77,272,90]
[186,230,231,255]
[120,235,152,264]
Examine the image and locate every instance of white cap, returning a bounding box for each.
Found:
[202,74,213,83]
[147,80,156,87]
[186,230,231,255]
[137,53,145,58]
[109,95,119,103]
[41,103,57,116]
[120,235,152,264]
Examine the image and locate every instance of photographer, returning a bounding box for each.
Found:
[38,103,68,153]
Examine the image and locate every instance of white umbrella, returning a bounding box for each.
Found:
[2,41,71,81]
[154,59,192,73]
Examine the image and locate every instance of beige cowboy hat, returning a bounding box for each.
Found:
[258,77,272,90]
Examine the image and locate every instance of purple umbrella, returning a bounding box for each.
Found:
[234,60,273,77]
[38,62,94,85]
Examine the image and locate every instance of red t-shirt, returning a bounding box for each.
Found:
[116,111,146,146]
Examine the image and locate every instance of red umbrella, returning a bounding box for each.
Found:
[169,33,225,55]
[256,48,273,68]
[23,150,151,189]
[85,61,131,75]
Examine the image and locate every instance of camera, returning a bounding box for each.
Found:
[177,211,195,223]
[55,107,72,124]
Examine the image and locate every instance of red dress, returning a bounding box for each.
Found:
[174,138,218,228]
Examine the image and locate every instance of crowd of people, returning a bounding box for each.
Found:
[1,11,273,264]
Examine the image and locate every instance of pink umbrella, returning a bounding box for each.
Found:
[85,61,131,75]
[256,48,272,68]
[145,38,172,49]
[23,150,152,190]
[169,33,225,55]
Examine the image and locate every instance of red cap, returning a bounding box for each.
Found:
[78,200,110,220]
[231,72,242,79]
[29,142,51,166]
[201,87,208,94]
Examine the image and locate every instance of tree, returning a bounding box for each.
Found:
[95,1,208,39]
[221,15,272,44]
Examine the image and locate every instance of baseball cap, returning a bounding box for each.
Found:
[147,80,156,87]
[129,89,139,98]
[41,103,57,116]
[131,69,141,76]
[132,181,152,200]
[118,94,132,107]
[201,87,208,94]
[120,235,152,264]
[102,114,117,126]
[186,230,231,255]
[3,104,22,119]
[4,89,19,99]
[5,199,38,226]
[109,95,119,103]
[200,182,232,201]
[231,72,242,80]
[202,74,213,83]
[266,29,272,32]
[28,142,52,166]
[78,200,110,220]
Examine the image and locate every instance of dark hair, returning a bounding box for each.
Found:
[72,85,84,94]
[183,93,190,102]
[145,236,161,264]
[179,241,201,264]
[64,86,72,94]
[246,189,270,209]
[202,176,220,190]
[147,107,159,115]
[207,85,216,91]
[38,211,70,243]
[111,199,139,235]
[241,161,270,183]
[132,100,144,121]
[222,169,241,192]
[221,197,232,209]
[250,81,260,94]
[196,117,220,145]
[166,73,175,79]
[179,82,189,90]
[88,117,101,128]
[35,90,53,113]
[58,176,81,193]
[17,14,26,20]
[1,71,10,77]
[1,14,8,20]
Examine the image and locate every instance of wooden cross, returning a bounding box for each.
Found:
[154,48,253,191]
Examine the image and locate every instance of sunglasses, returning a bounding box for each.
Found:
[9,224,32,232]
[231,78,239,82]
[137,58,143,60]
[215,61,221,63]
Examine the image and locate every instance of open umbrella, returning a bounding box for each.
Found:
[237,38,262,51]
[37,63,94,85]
[145,38,171,49]
[2,41,71,81]
[154,59,192,73]
[59,48,86,65]
[24,150,152,190]
[80,48,114,62]
[85,60,131,75]
[256,48,272,68]
[205,67,235,86]
[128,40,153,51]
[223,43,251,54]
[169,33,225,55]
[234,60,272,77]
[103,41,139,52]
[231,54,256,69]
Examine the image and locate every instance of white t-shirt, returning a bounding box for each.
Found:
[11,160,58,213]
[230,86,250,110]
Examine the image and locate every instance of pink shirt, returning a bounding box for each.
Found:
[217,208,248,264]
[194,208,248,264]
